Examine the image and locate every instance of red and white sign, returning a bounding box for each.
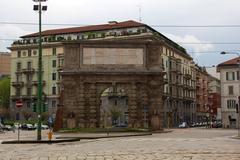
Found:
[16,101,23,108]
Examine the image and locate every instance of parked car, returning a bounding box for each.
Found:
[41,124,49,130]
[21,124,35,130]
[34,124,49,130]
[178,122,189,128]
[212,122,222,128]
[2,125,13,131]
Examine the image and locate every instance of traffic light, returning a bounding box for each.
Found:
[43,102,48,112]
[32,102,37,113]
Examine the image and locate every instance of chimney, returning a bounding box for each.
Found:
[108,21,118,25]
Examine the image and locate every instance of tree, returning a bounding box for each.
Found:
[0,77,10,109]
[109,105,122,125]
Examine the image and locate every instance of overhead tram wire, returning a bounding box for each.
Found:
[1,21,240,28]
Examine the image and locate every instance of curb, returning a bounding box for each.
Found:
[152,130,173,134]
[1,138,80,144]
[230,136,240,140]
[56,133,152,140]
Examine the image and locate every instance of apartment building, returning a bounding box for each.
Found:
[217,57,239,128]
[208,75,221,121]
[0,52,10,77]
[162,45,196,128]
[195,66,209,123]
[9,46,63,120]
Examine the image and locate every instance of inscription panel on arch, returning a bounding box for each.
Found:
[83,48,144,65]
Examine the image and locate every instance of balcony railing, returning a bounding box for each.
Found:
[31,80,46,86]
[58,65,63,71]
[12,81,24,87]
[21,95,37,100]
[22,68,35,74]
[184,73,192,79]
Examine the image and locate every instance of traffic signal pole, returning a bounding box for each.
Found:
[37,1,43,141]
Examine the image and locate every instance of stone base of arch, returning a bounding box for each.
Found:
[60,73,164,131]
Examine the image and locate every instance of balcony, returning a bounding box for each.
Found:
[32,81,46,86]
[15,69,22,74]
[12,81,24,87]
[169,67,177,72]
[22,68,35,74]
[58,65,63,71]
[22,95,37,100]
[184,73,192,79]
[163,78,168,84]
[11,95,21,101]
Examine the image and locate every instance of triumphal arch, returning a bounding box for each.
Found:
[59,36,165,130]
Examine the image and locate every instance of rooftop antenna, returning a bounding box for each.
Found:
[136,5,142,22]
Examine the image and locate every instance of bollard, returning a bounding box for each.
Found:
[47,130,53,141]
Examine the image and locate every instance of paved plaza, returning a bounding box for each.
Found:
[0,128,239,160]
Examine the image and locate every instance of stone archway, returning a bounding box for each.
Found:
[59,38,165,131]
[61,74,163,130]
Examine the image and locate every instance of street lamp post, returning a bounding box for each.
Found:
[33,0,48,141]
[221,51,240,137]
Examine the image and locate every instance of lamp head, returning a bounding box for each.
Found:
[220,51,226,55]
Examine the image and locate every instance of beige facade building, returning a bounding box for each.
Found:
[217,57,240,128]
[0,52,10,77]
[162,46,196,127]
[196,66,209,122]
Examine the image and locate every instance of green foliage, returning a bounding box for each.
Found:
[0,77,10,109]
[109,105,123,122]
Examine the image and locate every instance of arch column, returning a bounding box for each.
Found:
[128,83,138,128]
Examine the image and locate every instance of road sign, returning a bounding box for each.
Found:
[16,100,23,108]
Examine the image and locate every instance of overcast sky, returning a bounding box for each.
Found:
[1,0,240,67]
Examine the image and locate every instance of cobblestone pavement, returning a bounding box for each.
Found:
[0,128,240,160]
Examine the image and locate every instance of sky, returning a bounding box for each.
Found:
[1,0,240,68]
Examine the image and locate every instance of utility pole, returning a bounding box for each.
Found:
[33,0,48,141]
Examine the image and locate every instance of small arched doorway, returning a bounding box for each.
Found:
[100,86,128,128]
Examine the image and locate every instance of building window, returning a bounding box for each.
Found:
[28,50,31,57]
[26,75,31,82]
[16,88,21,96]
[17,51,21,57]
[228,86,234,95]
[226,72,235,81]
[52,73,56,81]
[27,87,32,96]
[52,100,56,108]
[27,61,32,69]
[17,62,21,71]
[16,75,21,82]
[27,101,31,108]
[237,71,240,80]
[22,51,27,56]
[52,86,56,95]
[227,100,236,109]
[52,60,56,68]
[52,48,56,56]
[33,50,37,56]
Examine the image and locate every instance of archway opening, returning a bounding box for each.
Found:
[100,86,128,128]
